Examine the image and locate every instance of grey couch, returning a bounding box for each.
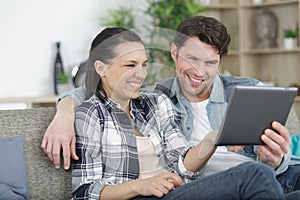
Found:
[0,107,71,200]
[0,107,299,200]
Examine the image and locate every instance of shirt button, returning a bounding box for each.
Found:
[187,127,190,130]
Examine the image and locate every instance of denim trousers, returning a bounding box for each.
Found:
[277,164,300,193]
[136,162,285,200]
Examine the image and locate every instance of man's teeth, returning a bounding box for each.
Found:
[190,77,202,83]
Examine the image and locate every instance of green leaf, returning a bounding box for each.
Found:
[58,73,68,84]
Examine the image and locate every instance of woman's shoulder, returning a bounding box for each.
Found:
[77,95,104,113]
[139,92,170,103]
[138,92,173,109]
[139,91,169,99]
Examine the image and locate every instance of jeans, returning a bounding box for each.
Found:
[277,165,300,193]
[136,162,284,200]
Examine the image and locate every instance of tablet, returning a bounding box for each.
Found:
[215,86,298,146]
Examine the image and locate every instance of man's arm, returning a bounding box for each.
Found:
[41,86,86,169]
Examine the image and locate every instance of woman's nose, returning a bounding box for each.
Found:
[134,66,147,78]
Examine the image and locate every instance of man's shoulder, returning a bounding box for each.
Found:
[220,75,261,88]
[217,75,262,102]
[154,77,176,96]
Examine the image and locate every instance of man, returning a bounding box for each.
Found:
[42,16,300,195]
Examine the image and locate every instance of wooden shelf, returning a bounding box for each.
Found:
[241,0,299,8]
[0,96,58,110]
[202,0,300,117]
[242,48,300,55]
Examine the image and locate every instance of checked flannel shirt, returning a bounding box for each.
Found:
[72,92,199,199]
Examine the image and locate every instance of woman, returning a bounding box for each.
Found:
[72,27,284,200]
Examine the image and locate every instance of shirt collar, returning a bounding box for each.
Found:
[169,77,185,100]
[210,75,226,103]
[98,92,146,115]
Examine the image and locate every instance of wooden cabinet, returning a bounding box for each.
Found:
[201,0,300,117]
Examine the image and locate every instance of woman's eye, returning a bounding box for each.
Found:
[125,64,135,67]
[142,63,148,68]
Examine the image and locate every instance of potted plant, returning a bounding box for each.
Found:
[283,28,298,49]
[57,72,70,94]
[100,1,205,87]
[100,6,135,28]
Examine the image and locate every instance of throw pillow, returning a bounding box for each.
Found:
[290,135,300,157]
[0,134,29,200]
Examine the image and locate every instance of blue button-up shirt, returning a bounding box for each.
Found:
[154,75,300,175]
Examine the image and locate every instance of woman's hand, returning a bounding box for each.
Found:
[136,172,183,198]
[100,172,183,200]
[227,146,244,152]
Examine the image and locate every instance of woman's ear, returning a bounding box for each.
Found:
[94,60,106,77]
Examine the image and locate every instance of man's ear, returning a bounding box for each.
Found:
[94,60,106,77]
[170,43,178,62]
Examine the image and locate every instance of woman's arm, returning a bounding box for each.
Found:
[100,172,182,200]
[157,94,217,174]
[183,131,218,172]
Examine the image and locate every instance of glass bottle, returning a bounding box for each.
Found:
[53,42,65,95]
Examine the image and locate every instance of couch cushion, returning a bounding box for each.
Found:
[0,134,29,200]
[0,107,71,200]
[290,135,300,157]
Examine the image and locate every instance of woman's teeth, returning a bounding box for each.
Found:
[129,82,140,87]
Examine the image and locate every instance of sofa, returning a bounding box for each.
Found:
[0,107,71,200]
[0,106,299,200]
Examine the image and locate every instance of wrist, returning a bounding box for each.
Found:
[56,97,78,116]
[130,179,142,196]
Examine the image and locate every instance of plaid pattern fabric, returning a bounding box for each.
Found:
[72,92,195,199]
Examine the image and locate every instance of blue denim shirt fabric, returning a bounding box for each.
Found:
[57,85,86,106]
[154,74,300,174]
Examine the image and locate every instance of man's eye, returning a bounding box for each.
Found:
[206,61,218,66]
[142,63,148,67]
[125,64,135,67]
[186,56,198,61]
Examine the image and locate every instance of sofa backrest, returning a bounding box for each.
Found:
[0,107,71,200]
[286,107,300,135]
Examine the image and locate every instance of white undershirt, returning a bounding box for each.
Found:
[189,100,253,177]
[189,99,213,144]
[136,136,168,179]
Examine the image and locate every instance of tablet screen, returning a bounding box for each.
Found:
[215,86,298,146]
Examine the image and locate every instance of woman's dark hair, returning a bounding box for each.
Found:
[173,15,231,58]
[84,27,144,99]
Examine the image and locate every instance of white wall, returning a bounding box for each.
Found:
[0,0,148,98]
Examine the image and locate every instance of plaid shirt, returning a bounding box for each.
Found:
[72,92,199,199]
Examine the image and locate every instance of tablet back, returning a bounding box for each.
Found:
[215,86,298,146]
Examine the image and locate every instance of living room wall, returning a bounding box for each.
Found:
[0,0,147,98]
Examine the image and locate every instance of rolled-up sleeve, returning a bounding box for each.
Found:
[156,94,201,180]
[56,86,86,107]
